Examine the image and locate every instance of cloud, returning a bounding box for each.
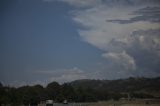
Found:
[6,80,48,87]
[107,6,160,24]
[58,0,102,8]
[36,67,87,83]
[56,0,160,8]
[70,3,160,51]
[50,73,86,83]
[107,29,160,53]
[130,29,160,54]
[106,29,160,77]
[102,51,136,71]
[7,67,86,86]
[64,0,160,78]
[45,0,160,79]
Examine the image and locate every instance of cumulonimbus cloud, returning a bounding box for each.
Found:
[102,51,136,71]
[48,0,160,78]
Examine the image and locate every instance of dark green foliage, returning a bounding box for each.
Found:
[46,82,61,100]
[61,83,75,102]
[0,77,160,105]
[73,87,97,102]
[0,82,2,88]
[131,92,154,98]
[71,77,160,93]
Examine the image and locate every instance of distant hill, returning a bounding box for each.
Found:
[69,77,160,97]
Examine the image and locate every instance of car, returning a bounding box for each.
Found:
[63,99,68,104]
[46,100,54,106]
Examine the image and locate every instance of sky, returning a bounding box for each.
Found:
[1,0,160,86]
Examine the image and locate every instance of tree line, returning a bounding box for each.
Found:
[0,77,160,106]
[0,82,99,106]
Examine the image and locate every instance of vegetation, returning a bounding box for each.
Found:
[0,77,160,106]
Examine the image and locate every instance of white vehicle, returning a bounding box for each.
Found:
[63,99,68,104]
[46,100,54,106]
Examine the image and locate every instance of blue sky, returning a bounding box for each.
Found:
[1,0,160,86]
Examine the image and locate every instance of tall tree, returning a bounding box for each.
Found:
[46,82,61,101]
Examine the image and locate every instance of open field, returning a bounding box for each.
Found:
[38,99,160,106]
[90,101,160,106]
[38,103,160,106]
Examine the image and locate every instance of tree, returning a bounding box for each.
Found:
[61,83,75,102]
[32,85,45,102]
[46,82,61,101]
[0,82,2,88]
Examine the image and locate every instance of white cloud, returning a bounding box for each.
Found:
[66,0,160,78]
[131,30,160,53]
[47,1,160,52]
[37,67,84,75]
[50,73,87,83]
[73,5,160,51]
[36,67,87,83]
[102,51,136,70]
[45,0,160,79]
